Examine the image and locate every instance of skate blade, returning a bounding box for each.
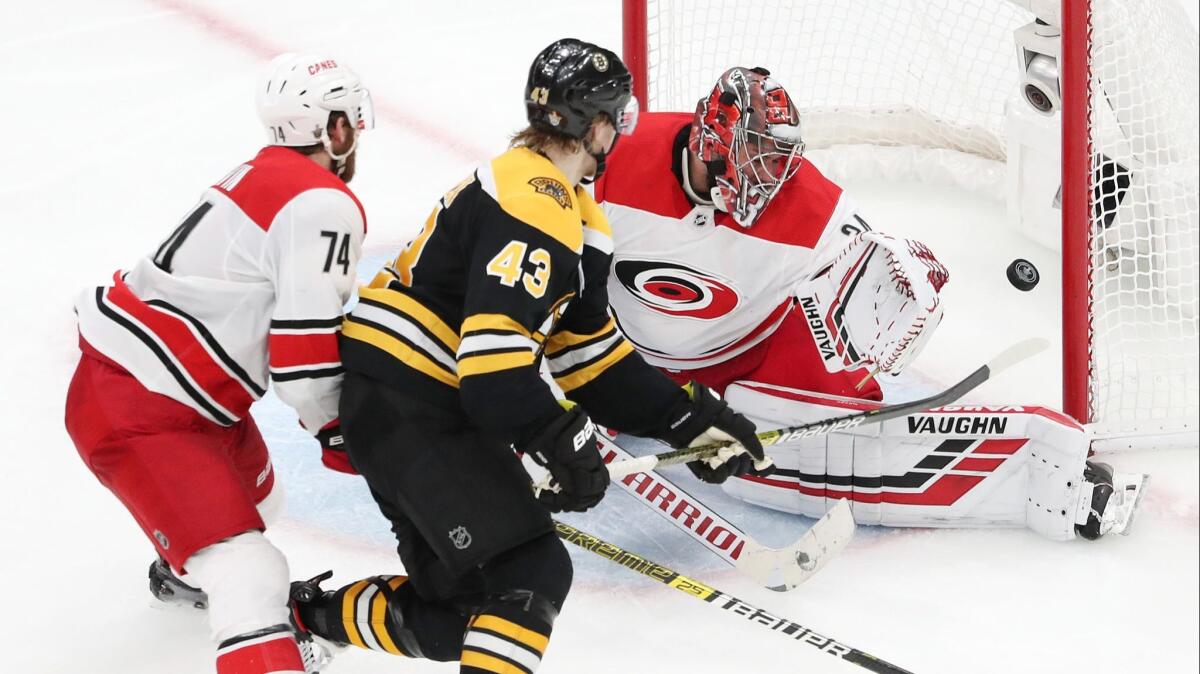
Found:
[1113,473,1150,537]
[149,577,209,610]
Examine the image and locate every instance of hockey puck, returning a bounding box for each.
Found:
[1007,258,1040,291]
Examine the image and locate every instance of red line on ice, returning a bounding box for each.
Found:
[145,0,491,163]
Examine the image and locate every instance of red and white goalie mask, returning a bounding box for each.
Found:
[689,67,805,228]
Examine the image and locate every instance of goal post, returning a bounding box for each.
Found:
[622,0,1199,449]
[1061,0,1091,433]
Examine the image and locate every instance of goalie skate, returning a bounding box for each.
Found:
[1075,462,1149,540]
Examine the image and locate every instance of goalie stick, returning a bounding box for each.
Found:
[599,433,854,591]
[554,519,915,674]
[606,337,1047,480]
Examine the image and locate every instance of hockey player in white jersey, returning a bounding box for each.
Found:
[64,53,372,673]
[594,66,1144,541]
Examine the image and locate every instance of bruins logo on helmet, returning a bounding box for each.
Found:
[528,177,572,210]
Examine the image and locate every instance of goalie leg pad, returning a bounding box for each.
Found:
[722,382,882,520]
[723,381,1094,539]
[1019,411,1093,540]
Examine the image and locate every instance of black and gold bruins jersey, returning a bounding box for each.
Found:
[341,146,684,441]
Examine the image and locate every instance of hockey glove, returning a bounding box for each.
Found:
[316,423,357,475]
[795,231,949,376]
[659,382,775,484]
[523,403,609,513]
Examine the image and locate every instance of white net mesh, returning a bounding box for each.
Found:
[644,1,1028,157]
[641,0,1199,444]
[1087,0,1199,441]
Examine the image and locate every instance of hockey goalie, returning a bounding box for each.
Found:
[593,66,1145,541]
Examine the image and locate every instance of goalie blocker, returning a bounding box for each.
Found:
[721,382,1146,541]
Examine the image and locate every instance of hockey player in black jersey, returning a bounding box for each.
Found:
[290,39,774,672]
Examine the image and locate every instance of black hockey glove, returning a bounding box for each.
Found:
[523,403,609,513]
[657,382,775,484]
[316,423,357,475]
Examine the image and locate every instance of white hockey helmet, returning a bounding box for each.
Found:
[256,53,374,160]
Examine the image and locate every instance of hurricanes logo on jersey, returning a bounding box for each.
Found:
[614,259,740,319]
[528,177,572,209]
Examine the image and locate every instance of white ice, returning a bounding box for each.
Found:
[1,2,1196,673]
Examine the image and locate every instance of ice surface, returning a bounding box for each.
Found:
[1,2,1195,673]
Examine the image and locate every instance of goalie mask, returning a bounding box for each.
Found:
[689,67,804,228]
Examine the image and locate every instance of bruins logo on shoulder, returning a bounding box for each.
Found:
[528,177,572,210]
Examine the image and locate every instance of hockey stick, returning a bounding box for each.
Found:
[554,519,915,674]
[598,433,854,592]
[607,337,1047,480]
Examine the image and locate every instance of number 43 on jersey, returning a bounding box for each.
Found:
[487,240,550,298]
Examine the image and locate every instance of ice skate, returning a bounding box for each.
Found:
[148,558,208,609]
[1075,461,1149,540]
[290,571,347,672]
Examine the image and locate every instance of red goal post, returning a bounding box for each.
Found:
[622,0,1199,449]
[1060,0,1091,436]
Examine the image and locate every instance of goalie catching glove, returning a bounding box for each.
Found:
[522,401,609,513]
[795,231,949,376]
[658,382,775,484]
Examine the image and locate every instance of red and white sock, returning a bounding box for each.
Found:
[215,625,305,674]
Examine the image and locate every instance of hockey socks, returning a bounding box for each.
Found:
[458,587,560,673]
[293,574,469,661]
[215,625,305,674]
[293,576,559,672]
[292,535,572,671]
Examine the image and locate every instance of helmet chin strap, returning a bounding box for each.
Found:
[322,129,358,177]
[704,159,728,212]
[709,187,729,213]
[679,149,726,212]
[679,148,717,208]
[580,133,619,185]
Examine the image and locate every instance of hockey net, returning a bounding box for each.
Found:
[624,0,1199,449]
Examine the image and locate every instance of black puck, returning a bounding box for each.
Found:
[1007,258,1040,291]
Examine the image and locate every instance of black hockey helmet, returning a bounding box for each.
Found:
[525,38,638,140]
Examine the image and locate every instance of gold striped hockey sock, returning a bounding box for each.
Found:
[334,575,425,656]
[296,572,486,663]
[460,611,551,674]
[293,574,432,658]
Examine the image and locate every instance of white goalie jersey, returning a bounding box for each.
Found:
[594,112,867,371]
[592,113,1143,543]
